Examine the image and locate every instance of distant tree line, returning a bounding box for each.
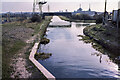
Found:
[93,12,103,24]
[2,12,33,22]
[66,12,104,24]
[70,13,93,20]
[2,12,32,18]
[2,12,43,23]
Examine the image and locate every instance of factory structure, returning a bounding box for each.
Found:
[72,1,120,27]
[73,4,102,16]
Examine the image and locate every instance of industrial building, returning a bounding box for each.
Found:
[73,4,102,16]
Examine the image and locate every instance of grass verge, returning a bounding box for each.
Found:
[2,16,52,79]
[59,16,96,23]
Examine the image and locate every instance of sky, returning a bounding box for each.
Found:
[1,0,120,13]
[1,0,119,2]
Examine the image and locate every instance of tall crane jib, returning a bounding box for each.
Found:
[33,0,47,15]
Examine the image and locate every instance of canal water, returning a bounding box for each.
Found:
[38,16,120,78]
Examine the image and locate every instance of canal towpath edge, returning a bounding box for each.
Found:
[29,17,56,80]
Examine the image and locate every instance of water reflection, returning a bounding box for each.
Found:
[49,25,71,28]
[79,27,120,78]
[76,23,96,27]
[49,16,71,27]
[38,16,120,78]
[80,35,120,71]
[91,52,102,63]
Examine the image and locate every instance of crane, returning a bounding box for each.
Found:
[33,0,47,15]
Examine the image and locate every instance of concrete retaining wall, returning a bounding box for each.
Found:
[29,43,56,80]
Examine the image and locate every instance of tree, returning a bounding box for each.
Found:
[31,14,42,22]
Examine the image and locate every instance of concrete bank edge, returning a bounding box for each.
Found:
[29,43,56,80]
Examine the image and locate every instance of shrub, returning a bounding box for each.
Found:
[96,16,103,24]
[40,38,50,45]
[71,14,93,20]
[35,52,52,60]
[31,14,42,22]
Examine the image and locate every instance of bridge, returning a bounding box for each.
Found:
[42,12,72,18]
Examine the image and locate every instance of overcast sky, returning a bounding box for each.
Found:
[1,0,119,2]
[1,0,120,12]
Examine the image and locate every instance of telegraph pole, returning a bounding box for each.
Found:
[117,10,119,29]
[103,0,107,25]
[7,12,10,22]
[80,4,81,8]
[88,3,91,11]
[33,0,36,14]
[118,1,120,28]
[48,5,50,12]
[116,2,120,55]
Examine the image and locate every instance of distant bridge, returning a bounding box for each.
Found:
[42,12,72,18]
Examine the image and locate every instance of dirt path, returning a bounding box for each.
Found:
[10,23,45,78]
[2,23,37,78]
[26,24,44,43]
[11,45,32,78]
[2,17,52,79]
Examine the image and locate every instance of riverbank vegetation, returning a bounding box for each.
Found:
[59,13,96,23]
[2,16,52,79]
[78,34,107,54]
[59,13,103,24]
[30,14,42,22]
[70,13,93,20]
[35,52,52,60]
[59,16,96,23]
[79,34,120,68]
[40,37,50,45]
[81,24,120,67]
[83,24,120,54]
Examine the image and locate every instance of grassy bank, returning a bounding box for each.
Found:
[2,39,26,78]
[59,16,96,23]
[83,24,120,54]
[2,16,52,79]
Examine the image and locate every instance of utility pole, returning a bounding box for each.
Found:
[88,3,91,11]
[33,0,36,14]
[48,5,50,12]
[7,12,10,22]
[117,10,119,29]
[80,4,81,8]
[116,9,119,54]
[103,0,107,25]
[116,2,120,55]
[118,1,120,28]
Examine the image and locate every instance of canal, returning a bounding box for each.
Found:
[37,16,120,78]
